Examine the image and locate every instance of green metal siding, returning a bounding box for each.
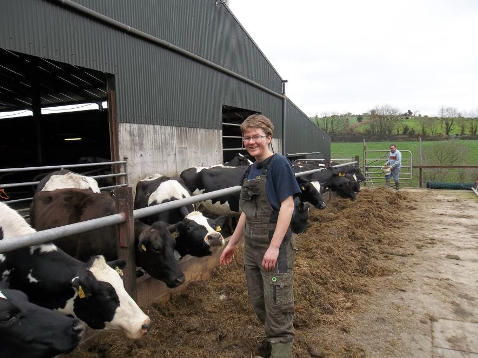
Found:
[286,99,331,158]
[0,0,329,153]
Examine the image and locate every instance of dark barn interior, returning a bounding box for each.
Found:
[0,48,111,204]
[222,105,258,163]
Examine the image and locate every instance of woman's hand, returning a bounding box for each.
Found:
[219,243,236,265]
[262,245,279,271]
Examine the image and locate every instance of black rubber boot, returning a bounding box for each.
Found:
[385,178,390,188]
[395,181,400,191]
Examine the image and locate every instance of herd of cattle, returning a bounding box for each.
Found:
[0,153,365,357]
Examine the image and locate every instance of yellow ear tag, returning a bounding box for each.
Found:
[301,185,305,191]
[339,172,345,176]
[78,285,86,299]
[171,231,179,239]
[115,266,124,277]
[141,244,147,252]
[215,226,221,232]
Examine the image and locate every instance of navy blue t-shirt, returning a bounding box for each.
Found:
[247,154,301,210]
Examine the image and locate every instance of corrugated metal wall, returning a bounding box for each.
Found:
[0,0,328,155]
[286,99,331,158]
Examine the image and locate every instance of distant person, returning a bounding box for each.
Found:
[384,144,401,190]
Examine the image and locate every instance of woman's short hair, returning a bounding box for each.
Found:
[240,114,274,137]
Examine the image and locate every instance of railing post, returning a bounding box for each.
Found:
[354,155,359,168]
[419,167,423,188]
[114,186,137,300]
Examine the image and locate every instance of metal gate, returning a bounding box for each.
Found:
[363,141,413,185]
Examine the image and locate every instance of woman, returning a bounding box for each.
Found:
[220,114,300,358]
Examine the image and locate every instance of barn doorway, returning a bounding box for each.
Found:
[221,105,258,163]
[0,48,116,205]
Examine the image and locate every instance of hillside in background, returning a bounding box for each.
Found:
[311,106,478,142]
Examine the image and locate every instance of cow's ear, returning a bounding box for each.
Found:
[107,259,126,270]
[71,275,91,299]
[0,227,3,240]
[210,215,226,229]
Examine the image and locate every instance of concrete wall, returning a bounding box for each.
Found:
[119,123,283,187]
[119,124,222,185]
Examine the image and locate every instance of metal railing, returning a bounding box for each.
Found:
[0,159,129,207]
[363,149,413,184]
[0,162,356,298]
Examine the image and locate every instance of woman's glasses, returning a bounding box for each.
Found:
[242,135,266,143]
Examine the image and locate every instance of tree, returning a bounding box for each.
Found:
[439,106,459,136]
[470,117,478,136]
[366,104,399,137]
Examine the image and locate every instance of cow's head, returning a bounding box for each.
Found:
[291,199,310,234]
[331,176,356,200]
[298,179,327,210]
[70,256,150,339]
[176,212,225,257]
[0,289,83,358]
[137,221,185,288]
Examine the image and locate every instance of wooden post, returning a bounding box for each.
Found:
[419,168,423,188]
[114,186,137,300]
[354,155,359,168]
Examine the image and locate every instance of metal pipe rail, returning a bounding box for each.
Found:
[0,163,351,254]
[0,160,127,173]
[0,213,126,253]
[1,173,127,189]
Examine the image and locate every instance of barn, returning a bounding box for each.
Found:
[0,0,330,189]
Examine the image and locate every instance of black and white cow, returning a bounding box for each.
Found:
[0,202,151,339]
[0,288,84,358]
[36,169,100,193]
[298,167,357,200]
[183,165,326,211]
[344,167,366,193]
[134,220,185,287]
[134,175,225,257]
[224,153,254,167]
[30,188,185,288]
[291,197,310,234]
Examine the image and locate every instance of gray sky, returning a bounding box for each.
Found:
[229,0,478,117]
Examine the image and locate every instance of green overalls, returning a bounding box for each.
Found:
[239,156,295,347]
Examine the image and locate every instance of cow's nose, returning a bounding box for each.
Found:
[175,274,185,286]
[208,232,224,246]
[72,320,85,335]
[141,318,152,332]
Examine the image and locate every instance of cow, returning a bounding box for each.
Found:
[30,188,185,288]
[0,202,151,339]
[224,152,254,167]
[134,175,226,257]
[344,167,366,193]
[134,220,185,287]
[0,288,84,358]
[298,167,356,200]
[186,165,326,211]
[291,197,310,234]
[36,169,101,193]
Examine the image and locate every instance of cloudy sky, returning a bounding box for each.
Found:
[229,0,478,117]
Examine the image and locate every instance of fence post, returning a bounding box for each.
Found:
[114,186,137,300]
[354,155,359,168]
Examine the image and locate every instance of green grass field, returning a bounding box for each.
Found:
[331,139,478,187]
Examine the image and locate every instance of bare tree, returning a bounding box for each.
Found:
[439,106,459,136]
[367,104,399,137]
